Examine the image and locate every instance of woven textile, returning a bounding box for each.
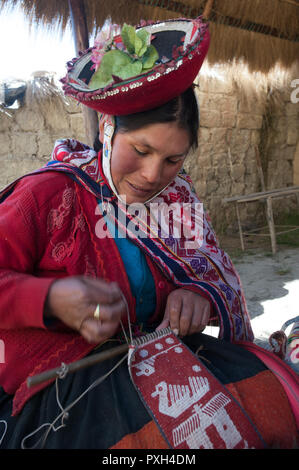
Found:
[0,333,297,449]
[128,329,265,449]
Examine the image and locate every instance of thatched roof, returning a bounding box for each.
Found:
[1,0,299,73]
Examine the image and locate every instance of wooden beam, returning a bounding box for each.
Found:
[136,0,299,42]
[27,343,129,388]
[266,197,277,254]
[68,0,99,148]
[68,0,89,51]
[202,0,214,20]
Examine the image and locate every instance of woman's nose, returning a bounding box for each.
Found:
[141,159,162,184]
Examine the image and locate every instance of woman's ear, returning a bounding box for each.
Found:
[99,114,115,143]
[98,115,106,144]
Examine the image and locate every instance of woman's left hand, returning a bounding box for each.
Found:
[156,288,211,336]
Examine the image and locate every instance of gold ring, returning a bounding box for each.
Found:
[94,304,100,320]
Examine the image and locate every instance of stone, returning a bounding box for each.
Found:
[206,179,219,195]
[245,180,259,194]
[209,95,238,114]
[198,127,211,143]
[1,155,44,188]
[221,111,236,128]
[199,109,222,128]
[0,111,13,132]
[0,133,11,155]
[46,103,70,132]
[231,182,245,195]
[210,128,227,144]
[238,97,265,115]
[286,102,299,117]
[15,108,44,132]
[195,181,207,198]
[197,143,214,161]
[273,129,287,146]
[228,129,251,154]
[287,126,299,146]
[251,130,261,146]
[236,113,263,130]
[294,142,299,186]
[212,152,230,167]
[65,98,83,114]
[37,133,56,158]
[217,181,233,196]
[13,132,38,157]
[69,113,85,141]
[197,91,209,108]
[198,76,234,95]
[231,164,245,181]
[215,164,229,179]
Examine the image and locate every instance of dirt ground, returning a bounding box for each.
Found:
[207,234,299,373]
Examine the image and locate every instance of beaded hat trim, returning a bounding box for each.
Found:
[61,17,209,115]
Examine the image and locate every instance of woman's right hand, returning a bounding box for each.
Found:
[44,276,127,344]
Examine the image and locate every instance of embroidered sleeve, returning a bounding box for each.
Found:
[0,175,63,330]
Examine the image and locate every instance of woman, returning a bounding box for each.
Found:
[0,16,297,449]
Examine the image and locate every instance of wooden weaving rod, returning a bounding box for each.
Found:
[26,343,129,389]
[26,328,173,389]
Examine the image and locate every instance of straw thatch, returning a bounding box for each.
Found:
[1,0,299,73]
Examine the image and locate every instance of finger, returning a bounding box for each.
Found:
[155,316,170,331]
[189,302,211,335]
[167,294,183,335]
[178,297,193,336]
[92,298,127,323]
[80,317,120,344]
[202,302,211,325]
[80,277,123,304]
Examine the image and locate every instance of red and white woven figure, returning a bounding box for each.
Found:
[128,328,265,449]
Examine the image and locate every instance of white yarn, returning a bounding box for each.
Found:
[0,420,7,446]
[21,286,134,449]
[21,352,128,449]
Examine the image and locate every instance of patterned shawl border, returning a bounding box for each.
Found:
[0,162,249,342]
[104,205,232,339]
[109,206,247,341]
[121,203,242,310]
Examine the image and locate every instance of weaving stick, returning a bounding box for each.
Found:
[27,328,173,388]
[26,343,129,388]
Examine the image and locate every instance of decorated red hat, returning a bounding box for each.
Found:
[61,16,210,116]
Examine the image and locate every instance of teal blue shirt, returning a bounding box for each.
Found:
[98,202,156,325]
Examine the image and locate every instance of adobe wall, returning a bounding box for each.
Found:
[0,74,298,233]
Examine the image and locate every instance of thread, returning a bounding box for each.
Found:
[0,420,7,446]
[132,326,172,346]
[21,353,128,449]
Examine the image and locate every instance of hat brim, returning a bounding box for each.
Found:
[61,17,210,116]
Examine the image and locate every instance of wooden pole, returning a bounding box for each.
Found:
[68,0,99,147]
[266,196,277,254]
[202,0,214,19]
[235,202,245,251]
[27,343,129,388]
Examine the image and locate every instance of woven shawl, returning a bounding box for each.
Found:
[0,139,253,342]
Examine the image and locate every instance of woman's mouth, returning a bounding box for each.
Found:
[126,181,155,196]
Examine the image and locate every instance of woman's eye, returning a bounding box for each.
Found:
[168,158,182,165]
[134,147,147,156]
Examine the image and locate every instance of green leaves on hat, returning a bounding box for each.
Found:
[89,23,158,90]
[142,45,159,70]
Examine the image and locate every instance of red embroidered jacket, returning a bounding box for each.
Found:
[0,171,177,415]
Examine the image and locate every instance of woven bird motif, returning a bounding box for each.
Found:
[151,376,210,418]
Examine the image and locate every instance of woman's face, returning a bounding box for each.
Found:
[109,122,191,204]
